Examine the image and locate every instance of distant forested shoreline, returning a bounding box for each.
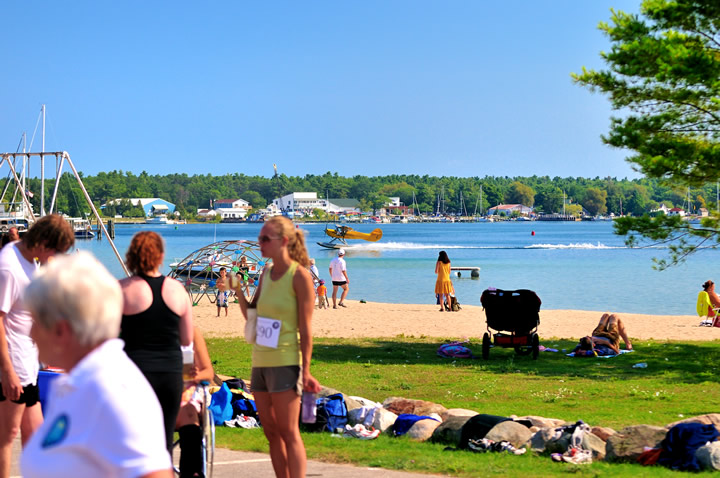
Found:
[11,171,716,219]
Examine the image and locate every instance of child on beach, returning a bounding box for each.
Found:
[216,267,229,317]
[317,279,328,309]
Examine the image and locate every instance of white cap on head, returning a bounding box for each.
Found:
[338,248,346,256]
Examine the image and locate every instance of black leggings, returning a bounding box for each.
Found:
[143,371,184,453]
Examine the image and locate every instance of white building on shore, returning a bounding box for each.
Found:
[196,198,250,220]
[213,198,250,219]
[271,192,361,216]
[487,204,534,216]
[273,192,327,216]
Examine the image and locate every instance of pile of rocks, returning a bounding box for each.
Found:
[319,386,720,469]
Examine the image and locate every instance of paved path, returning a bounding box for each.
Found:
[11,437,439,477]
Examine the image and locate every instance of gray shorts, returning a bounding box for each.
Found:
[251,365,302,395]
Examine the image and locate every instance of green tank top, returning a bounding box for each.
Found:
[253,261,301,367]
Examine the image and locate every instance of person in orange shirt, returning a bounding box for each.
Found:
[316,280,328,309]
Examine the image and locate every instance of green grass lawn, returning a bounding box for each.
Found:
[207,336,720,476]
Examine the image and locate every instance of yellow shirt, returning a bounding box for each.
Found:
[253,261,301,367]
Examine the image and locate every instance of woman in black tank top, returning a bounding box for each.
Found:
[119,231,193,453]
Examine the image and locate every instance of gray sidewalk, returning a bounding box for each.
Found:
[11,437,441,477]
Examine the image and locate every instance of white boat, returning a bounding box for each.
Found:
[146,214,174,225]
[67,217,95,238]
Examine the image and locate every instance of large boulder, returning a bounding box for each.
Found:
[512,415,567,429]
[484,421,533,448]
[668,414,720,434]
[317,386,341,398]
[441,408,478,422]
[529,428,564,454]
[605,425,667,462]
[696,441,720,471]
[407,419,442,441]
[382,397,447,417]
[348,396,381,410]
[431,415,474,446]
[582,432,607,460]
[371,408,398,434]
[591,426,616,442]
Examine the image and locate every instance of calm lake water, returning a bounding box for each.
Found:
[74,221,716,315]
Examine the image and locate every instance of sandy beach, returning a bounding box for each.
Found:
[196,300,716,342]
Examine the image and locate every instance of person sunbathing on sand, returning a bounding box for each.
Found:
[575,313,632,355]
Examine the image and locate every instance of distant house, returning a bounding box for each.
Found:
[196,208,216,219]
[327,198,361,214]
[102,198,176,217]
[487,204,533,216]
[699,207,709,217]
[653,203,671,215]
[668,207,686,217]
[213,198,250,219]
[380,197,408,216]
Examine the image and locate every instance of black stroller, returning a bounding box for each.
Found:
[479,288,541,360]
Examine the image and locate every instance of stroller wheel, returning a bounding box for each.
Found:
[531,333,540,360]
[482,333,490,360]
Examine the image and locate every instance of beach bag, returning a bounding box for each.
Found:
[437,341,474,359]
[231,394,258,418]
[450,296,461,312]
[309,393,348,433]
[244,308,257,344]
[209,382,233,425]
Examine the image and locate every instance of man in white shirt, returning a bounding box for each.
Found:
[328,248,349,309]
[0,215,74,478]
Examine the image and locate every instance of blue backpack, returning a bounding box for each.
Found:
[315,393,349,433]
[437,341,474,359]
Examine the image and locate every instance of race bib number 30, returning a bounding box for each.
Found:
[256,316,282,348]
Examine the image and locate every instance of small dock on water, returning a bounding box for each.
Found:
[451,266,480,278]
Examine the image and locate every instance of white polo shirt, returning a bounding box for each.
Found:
[329,256,347,282]
[0,242,38,386]
[21,339,171,478]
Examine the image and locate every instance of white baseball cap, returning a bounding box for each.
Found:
[338,248,346,256]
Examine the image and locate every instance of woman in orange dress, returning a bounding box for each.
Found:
[434,250,453,312]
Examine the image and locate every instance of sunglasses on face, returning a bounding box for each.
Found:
[258,235,282,244]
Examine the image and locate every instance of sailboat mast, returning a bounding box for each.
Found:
[41,104,46,216]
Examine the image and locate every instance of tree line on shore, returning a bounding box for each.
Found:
[12,170,718,219]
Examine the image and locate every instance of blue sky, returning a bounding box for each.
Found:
[2,1,641,179]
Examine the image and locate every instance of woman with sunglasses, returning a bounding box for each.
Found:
[235,216,320,478]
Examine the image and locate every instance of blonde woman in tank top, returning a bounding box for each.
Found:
[233,216,320,478]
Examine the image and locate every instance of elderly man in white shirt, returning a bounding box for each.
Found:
[21,252,172,478]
